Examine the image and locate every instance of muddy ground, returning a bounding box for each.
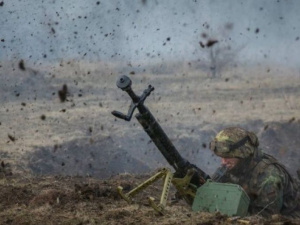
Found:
[1,173,300,225]
[0,60,300,224]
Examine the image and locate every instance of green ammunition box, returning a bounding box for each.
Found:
[192,180,250,217]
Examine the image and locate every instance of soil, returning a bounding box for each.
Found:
[1,173,300,225]
[0,60,300,224]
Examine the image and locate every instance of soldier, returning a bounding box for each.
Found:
[209,127,300,218]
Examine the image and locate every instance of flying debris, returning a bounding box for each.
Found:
[58,84,68,102]
[8,134,16,142]
[199,39,218,48]
[19,60,26,71]
[206,39,218,47]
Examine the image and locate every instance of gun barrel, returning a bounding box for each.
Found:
[135,110,186,172]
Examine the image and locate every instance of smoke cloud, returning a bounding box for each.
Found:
[1,0,300,67]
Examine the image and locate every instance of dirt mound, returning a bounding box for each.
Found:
[0,174,299,225]
[24,119,300,179]
[26,136,150,178]
[258,120,300,177]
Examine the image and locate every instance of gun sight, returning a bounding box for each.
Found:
[116,75,132,91]
[112,75,154,121]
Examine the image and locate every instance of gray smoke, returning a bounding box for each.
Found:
[1,0,300,67]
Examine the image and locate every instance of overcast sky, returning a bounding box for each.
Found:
[1,0,300,66]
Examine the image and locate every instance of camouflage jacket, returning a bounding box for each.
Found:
[213,149,300,218]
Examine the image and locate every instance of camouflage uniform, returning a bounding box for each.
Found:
[210,127,300,218]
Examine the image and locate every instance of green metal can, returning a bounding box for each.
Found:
[192,180,250,217]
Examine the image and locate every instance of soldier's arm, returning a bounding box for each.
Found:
[251,165,284,216]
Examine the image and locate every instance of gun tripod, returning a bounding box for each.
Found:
[117,167,197,214]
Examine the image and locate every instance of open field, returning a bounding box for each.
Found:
[0,60,300,224]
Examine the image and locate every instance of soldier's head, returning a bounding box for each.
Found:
[209,127,259,170]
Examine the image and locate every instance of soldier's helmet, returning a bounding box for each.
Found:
[209,127,259,158]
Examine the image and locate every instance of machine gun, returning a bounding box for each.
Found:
[112,75,210,213]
